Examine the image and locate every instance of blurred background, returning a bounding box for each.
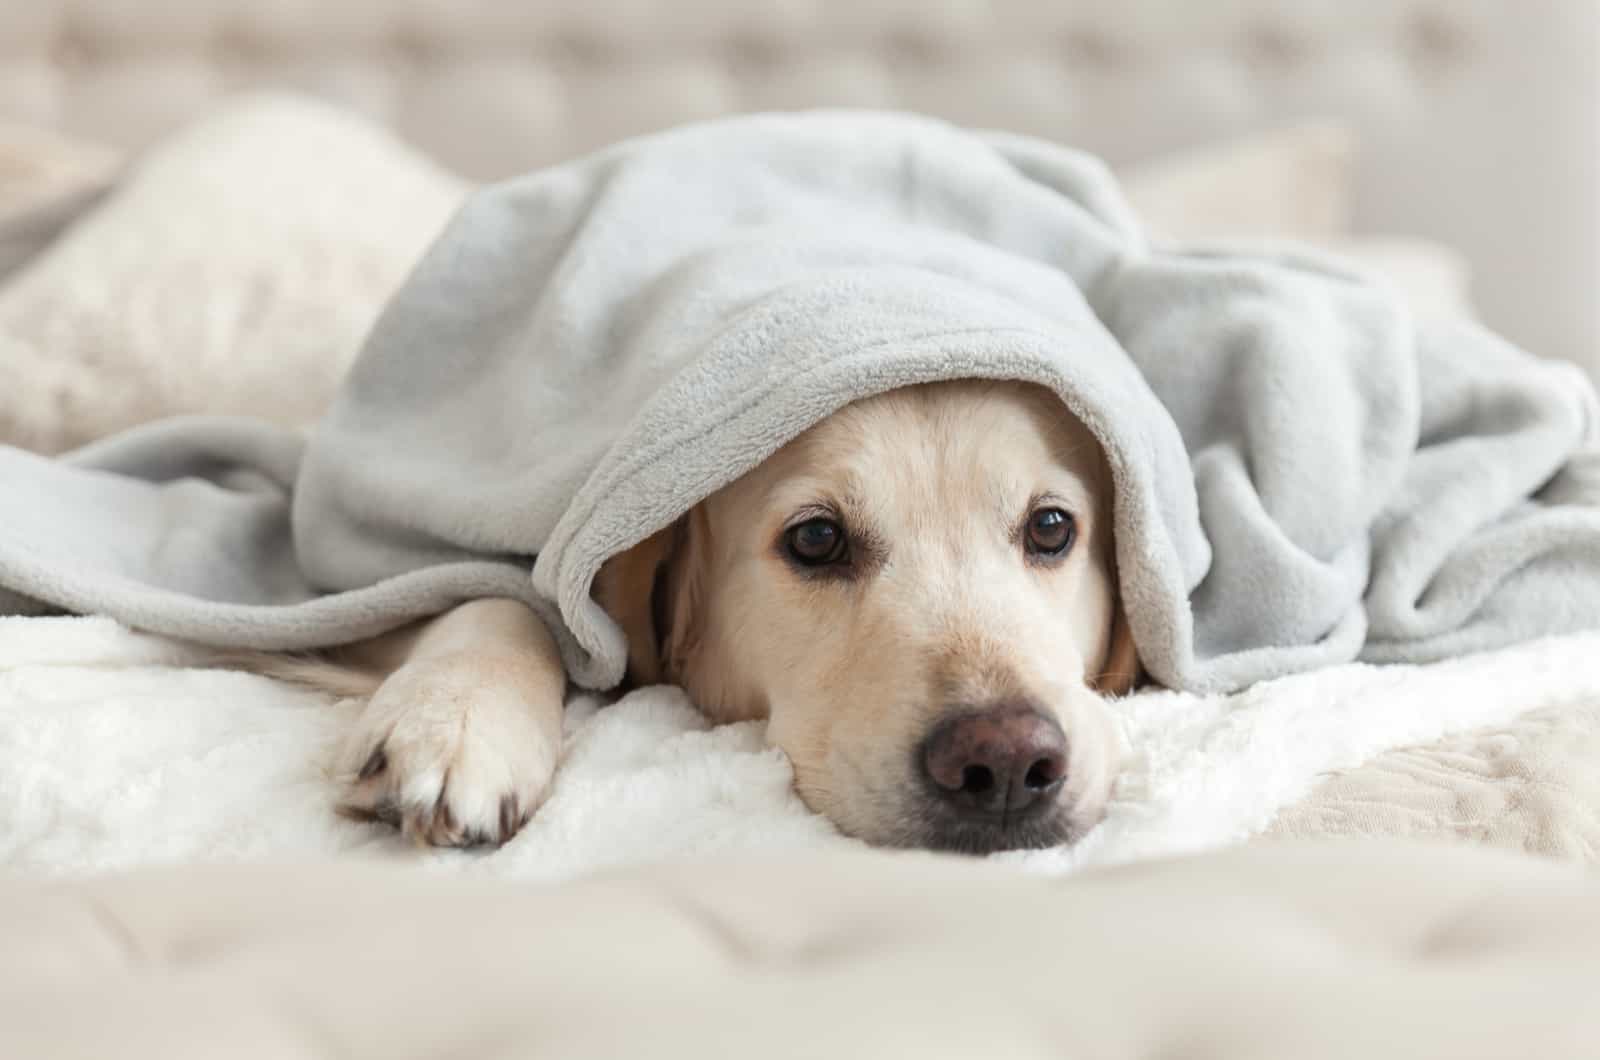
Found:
[1,0,1595,373]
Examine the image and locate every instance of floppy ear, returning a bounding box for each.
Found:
[593,525,674,686]
[591,507,710,687]
[1091,601,1140,696]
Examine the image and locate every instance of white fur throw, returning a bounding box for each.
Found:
[4,614,1598,876]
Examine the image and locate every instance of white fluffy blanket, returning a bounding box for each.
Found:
[6,614,1598,878]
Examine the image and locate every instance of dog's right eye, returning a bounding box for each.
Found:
[785,518,848,567]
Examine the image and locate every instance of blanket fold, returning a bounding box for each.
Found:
[3,110,1598,693]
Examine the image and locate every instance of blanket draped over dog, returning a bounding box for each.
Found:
[3,112,1599,693]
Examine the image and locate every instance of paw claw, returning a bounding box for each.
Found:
[435,799,456,836]
[335,657,558,851]
[337,796,401,828]
[358,744,388,781]
[498,794,521,839]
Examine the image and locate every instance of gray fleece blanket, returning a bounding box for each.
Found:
[4,112,1599,694]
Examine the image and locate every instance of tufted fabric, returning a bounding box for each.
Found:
[0,1,1592,373]
[1271,698,1600,859]
[1,839,1598,1058]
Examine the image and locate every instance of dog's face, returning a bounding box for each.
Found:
[597,380,1135,853]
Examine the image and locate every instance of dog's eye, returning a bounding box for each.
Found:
[785,518,848,566]
[1025,507,1076,558]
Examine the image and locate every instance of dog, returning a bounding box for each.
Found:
[273,379,1138,854]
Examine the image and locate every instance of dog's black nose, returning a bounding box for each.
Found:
[921,705,1067,817]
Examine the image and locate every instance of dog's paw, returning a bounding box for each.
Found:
[335,653,561,848]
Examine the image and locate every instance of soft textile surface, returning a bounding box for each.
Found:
[3,840,1598,1059]
[0,97,1465,457]
[1270,698,1600,857]
[1119,120,1356,243]
[0,121,117,283]
[3,106,1598,696]
[0,99,464,455]
[7,614,1600,875]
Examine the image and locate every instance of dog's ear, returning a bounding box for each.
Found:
[591,507,710,687]
[1091,601,1140,696]
[593,525,675,686]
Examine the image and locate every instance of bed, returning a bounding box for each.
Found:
[4,86,1597,866]
[1,2,1597,1050]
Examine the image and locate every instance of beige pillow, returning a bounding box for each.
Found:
[1118,123,1474,321]
[0,121,118,224]
[0,122,119,282]
[1316,235,1475,322]
[1118,121,1356,243]
[0,95,467,454]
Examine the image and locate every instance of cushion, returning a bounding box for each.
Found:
[0,95,466,454]
[0,121,117,282]
[1120,120,1355,243]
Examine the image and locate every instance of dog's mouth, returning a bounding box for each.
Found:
[902,800,1079,855]
[832,790,1081,855]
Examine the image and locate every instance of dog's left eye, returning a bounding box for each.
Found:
[1025,507,1076,558]
[785,517,848,567]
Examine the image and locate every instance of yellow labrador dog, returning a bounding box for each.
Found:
[287,379,1137,854]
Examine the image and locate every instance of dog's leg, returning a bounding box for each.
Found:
[337,598,565,848]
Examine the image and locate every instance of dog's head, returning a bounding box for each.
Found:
[595,380,1136,852]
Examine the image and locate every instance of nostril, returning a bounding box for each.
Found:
[922,705,1068,813]
[961,764,995,794]
[1023,755,1063,791]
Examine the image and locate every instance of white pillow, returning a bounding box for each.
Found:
[0,95,467,453]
